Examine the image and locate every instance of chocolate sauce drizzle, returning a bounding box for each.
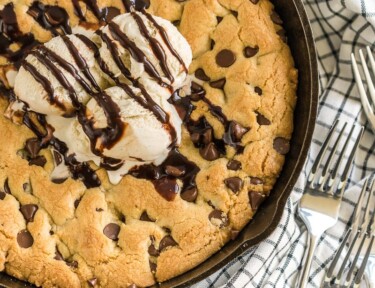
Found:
[72,0,120,23]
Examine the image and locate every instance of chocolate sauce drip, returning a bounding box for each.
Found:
[28,2,72,36]
[72,0,104,22]
[130,149,200,201]
[23,113,101,188]
[142,11,188,73]
[108,22,171,89]
[0,3,39,68]
[131,12,173,82]
[122,0,150,12]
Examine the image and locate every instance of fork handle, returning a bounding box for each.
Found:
[298,233,319,288]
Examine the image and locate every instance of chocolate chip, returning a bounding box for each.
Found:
[270,11,283,25]
[250,177,263,185]
[217,16,223,23]
[140,211,155,222]
[149,261,157,273]
[180,187,198,202]
[256,112,271,125]
[207,200,215,209]
[52,177,67,184]
[74,199,81,209]
[190,82,206,101]
[227,160,241,171]
[230,121,249,141]
[273,137,290,154]
[195,68,210,81]
[249,191,265,210]
[216,49,236,67]
[224,177,243,193]
[276,29,287,43]
[28,155,47,167]
[3,178,10,194]
[202,128,213,145]
[45,6,66,25]
[66,260,78,268]
[209,210,229,228]
[0,192,5,200]
[23,183,32,193]
[153,178,179,200]
[148,243,160,256]
[254,86,262,95]
[230,230,240,240]
[159,235,178,252]
[210,78,226,89]
[103,223,120,241]
[17,229,34,248]
[134,0,150,11]
[211,39,215,50]
[231,10,238,17]
[128,284,138,288]
[244,46,259,58]
[249,0,259,4]
[96,208,104,212]
[54,249,64,261]
[20,204,38,223]
[190,132,200,143]
[200,143,220,161]
[120,214,126,223]
[165,165,185,177]
[25,138,41,158]
[87,278,98,287]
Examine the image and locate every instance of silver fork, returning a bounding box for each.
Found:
[323,178,375,288]
[297,120,364,288]
[351,46,375,134]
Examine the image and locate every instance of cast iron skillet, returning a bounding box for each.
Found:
[0,0,318,286]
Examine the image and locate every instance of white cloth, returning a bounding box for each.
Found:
[194,0,375,287]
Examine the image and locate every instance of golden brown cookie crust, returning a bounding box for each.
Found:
[0,0,297,286]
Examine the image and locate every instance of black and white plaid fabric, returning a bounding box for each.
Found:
[193,0,375,287]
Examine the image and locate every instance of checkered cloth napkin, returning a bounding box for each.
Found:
[193,1,375,287]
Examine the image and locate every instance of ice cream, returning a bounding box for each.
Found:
[12,11,192,185]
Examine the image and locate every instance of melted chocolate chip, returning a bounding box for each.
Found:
[148,243,160,256]
[249,0,259,4]
[103,223,120,241]
[153,178,179,201]
[28,155,47,167]
[254,86,262,96]
[216,49,236,67]
[140,211,155,222]
[276,29,287,43]
[210,78,226,89]
[25,138,41,158]
[180,187,198,202]
[273,137,290,154]
[217,16,223,23]
[17,229,34,248]
[165,165,185,177]
[172,20,180,26]
[224,177,243,193]
[102,7,121,22]
[149,261,157,273]
[52,177,67,184]
[226,121,249,143]
[159,235,178,252]
[209,210,229,228]
[250,177,263,185]
[128,284,138,288]
[0,192,5,200]
[202,128,213,145]
[20,204,38,223]
[200,143,220,161]
[195,68,210,81]
[256,112,271,125]
[270,11,283,25]
[249,191,265,210]
[227,160,241,171]
[23,183,32,193]
[87,278,98,287]
[54,249,64,261]
[231,10,238,17]
[4,178,11,194]
[244,46,259,58]
[230,230,240,240]
[190,132,200,143]
[134,0,151,11]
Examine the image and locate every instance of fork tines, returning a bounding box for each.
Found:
[323,178,375,288]
[351,46,375,133]
[307,120,364,196]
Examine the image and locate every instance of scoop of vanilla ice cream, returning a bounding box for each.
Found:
[15,34,109,116]
[98,11,192,91]
[46,85,182,184]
